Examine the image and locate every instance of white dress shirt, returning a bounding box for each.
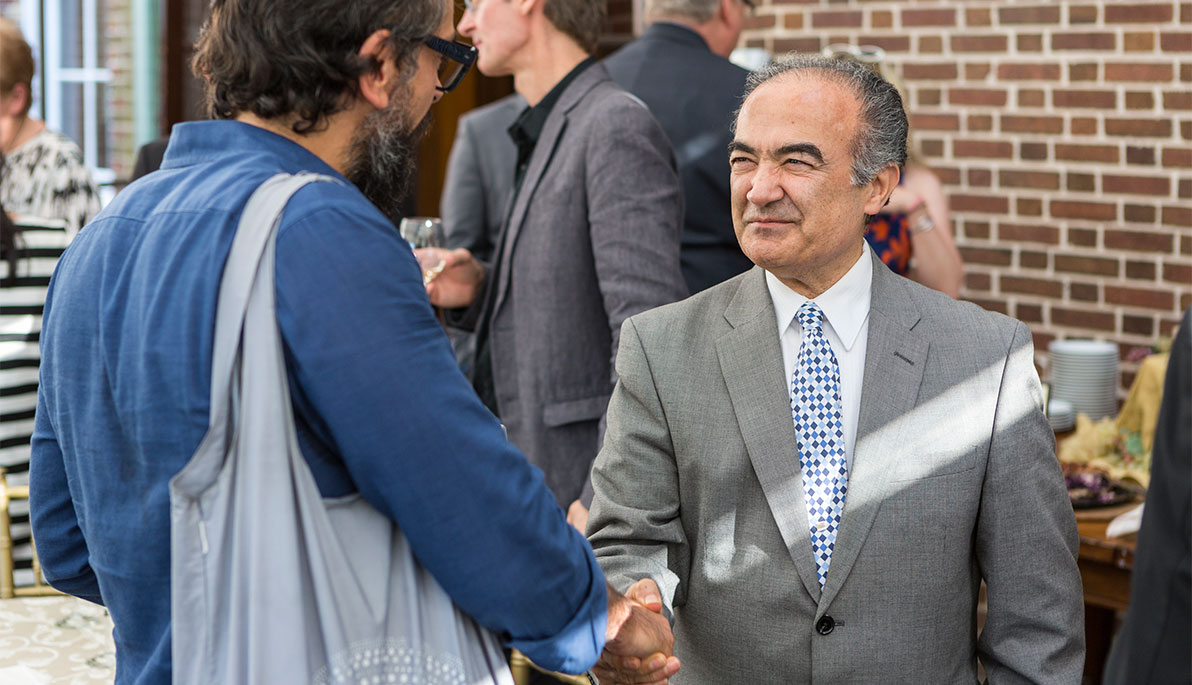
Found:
[765,242,873,469]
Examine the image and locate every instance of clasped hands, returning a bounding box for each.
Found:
[598,579,680,684]
[416,248,678,682]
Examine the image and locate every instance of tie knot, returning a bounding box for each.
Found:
[797,301,824,331]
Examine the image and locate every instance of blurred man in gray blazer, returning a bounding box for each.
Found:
[430,0,687,529]
[587,55,1084,684]
[604,0,752,295]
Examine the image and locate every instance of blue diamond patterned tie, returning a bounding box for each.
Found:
[790,301,848,589]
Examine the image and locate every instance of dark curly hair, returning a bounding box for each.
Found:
[192,0,446,134]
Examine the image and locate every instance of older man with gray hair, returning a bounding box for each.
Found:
[603,0,753,297]
[586,55,1085,684]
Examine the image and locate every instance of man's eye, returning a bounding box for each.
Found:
[729,156,754,167]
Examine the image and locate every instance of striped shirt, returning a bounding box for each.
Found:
[1,215,69,582]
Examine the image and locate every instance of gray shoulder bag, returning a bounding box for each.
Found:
[169,173,512,685]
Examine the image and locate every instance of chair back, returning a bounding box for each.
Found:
[509,650,593,685]
[0,468,62,598]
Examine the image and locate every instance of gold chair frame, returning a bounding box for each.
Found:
[510,649,593,685]
[0,468,62,599]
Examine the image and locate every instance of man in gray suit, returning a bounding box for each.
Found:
[603,0,752,294]
[587,56,1084,683]
[430,0,687,528]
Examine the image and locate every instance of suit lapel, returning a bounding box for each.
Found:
[492,66,607,314]
[716,268,823,600]
[818,253,928,609]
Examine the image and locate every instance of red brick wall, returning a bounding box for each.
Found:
[739,0,1191,393]
[105,0,135,180]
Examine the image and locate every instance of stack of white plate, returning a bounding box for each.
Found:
[1049,340,1119,420]
[1047,398,1075,432]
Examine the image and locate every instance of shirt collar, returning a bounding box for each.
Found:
[508,56,597,151]
[643,21,712,51]
[765,241,873,351]
[161,120,343,179]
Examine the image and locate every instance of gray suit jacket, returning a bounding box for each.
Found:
[588,254,1085,683]
[454,64,687,505]
[440,93,524,261]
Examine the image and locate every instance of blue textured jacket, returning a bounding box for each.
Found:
[30,121,608,684]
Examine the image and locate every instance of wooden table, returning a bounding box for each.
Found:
[1074,503,1139,684]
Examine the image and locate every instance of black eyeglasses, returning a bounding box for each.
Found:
[423,36,478,93]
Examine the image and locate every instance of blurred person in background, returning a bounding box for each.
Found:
[0,17,101,238]
[28,0,677,681]
[432,0,688,534]
[1104,308,1191,684]
[439,92,523,374]
[0,171,70,587]
[129,136,170,182]
[824,44,962,298]
[603,0,752,296]
[440,93,523,265]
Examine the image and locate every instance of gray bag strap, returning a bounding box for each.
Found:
[170,170,513,685]
[171,172,337,498]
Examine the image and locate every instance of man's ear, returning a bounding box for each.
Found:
[864,164,901,215]
[358,29,398,110]
[1,83,29,117]
[516,0,540,18]
[717,0,736,24]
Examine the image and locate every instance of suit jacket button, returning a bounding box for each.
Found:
[816,616,835,635]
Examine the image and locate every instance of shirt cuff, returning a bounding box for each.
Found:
[507,548,608,674]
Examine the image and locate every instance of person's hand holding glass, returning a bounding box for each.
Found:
[402,218,486,308]
[400,217,448,285]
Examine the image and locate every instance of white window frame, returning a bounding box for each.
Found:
[20,0,115,190]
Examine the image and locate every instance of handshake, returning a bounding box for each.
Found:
[596,578,681,685]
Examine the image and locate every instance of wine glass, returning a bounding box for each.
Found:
[399,217,446,285]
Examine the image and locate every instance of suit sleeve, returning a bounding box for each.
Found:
[441,116,491,256]
[587,317,688,620]
[585,95,687,382]
[275,202,607,673]
[976,321,1085,683]
[579,95,688,506]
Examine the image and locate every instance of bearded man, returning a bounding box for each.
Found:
[28,1,677,683]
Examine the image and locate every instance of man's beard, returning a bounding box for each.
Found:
[344,86,432,226]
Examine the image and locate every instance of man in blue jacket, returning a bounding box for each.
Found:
[29,0,677,683]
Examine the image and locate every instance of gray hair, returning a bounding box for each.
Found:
[736,54,908,186]
[644,0,719,23]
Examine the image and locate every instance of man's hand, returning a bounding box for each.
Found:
[567,500,589,533]
[592,579,679,685]
[421,247,484,308]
